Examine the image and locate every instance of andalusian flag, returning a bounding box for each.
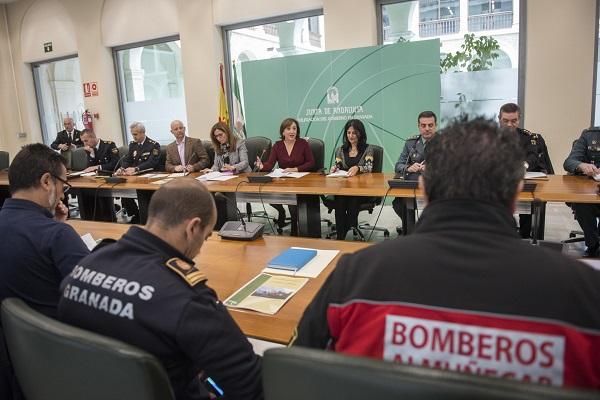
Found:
[232,61,246,138]
[218,63,229,124]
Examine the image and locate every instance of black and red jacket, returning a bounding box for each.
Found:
[295,199,600,389]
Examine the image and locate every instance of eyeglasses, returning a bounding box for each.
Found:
[51,174,72,194]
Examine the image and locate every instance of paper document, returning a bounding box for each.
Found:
[524,171,548,180]
[263,247,340,278]
[80,233,98,251]
[140,173,170,178]
[594,174,600,182]
[150,178,174,185]
[326,170,349,178]
[168,173,187,178]
[266,169,309,178]
[579,259,600,271]
[68,171,96,177]
[196,171,238,181]
[224,273,308,315]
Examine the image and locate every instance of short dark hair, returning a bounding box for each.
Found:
[279,118,300,139]
[9,143,67,194]
[499,103,520,116]
[422,117,524,209]
[147,179,216,229]
[418,111,437,124]
[210,122,237,155]
[341,119,368,152]
[80,129,95,138]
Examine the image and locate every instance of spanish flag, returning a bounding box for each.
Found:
[218,63,230,124]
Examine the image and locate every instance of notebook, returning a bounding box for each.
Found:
[267,248,318,271]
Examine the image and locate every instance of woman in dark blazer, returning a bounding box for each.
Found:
[330,119,374,240]
[255,117,315,236]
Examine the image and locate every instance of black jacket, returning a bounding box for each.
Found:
[58,227,263,400]
[51,129,83,150]
[87,139,119,171]
[518,128,554,174]
[121,137,161,171]
[295,199,600,389]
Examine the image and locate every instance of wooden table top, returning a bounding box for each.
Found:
[67,220,370,344]
[0,171,539,201]
[530,175,600,203]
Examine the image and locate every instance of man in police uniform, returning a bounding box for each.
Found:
[80,129,119,172]
[50,117,83,152]
[58,179,262,400]
[116,121,161,223]
[294,118,600,390]
[498,103,554,239]
[392,110,437,235]
[564,127,600,257]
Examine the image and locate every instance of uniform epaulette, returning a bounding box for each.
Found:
[521,128,533,136]
[105,140,113,144]
[165,257,206,286]
[130,141,136,144]
[147,138,157,144]
[407,134,420,140]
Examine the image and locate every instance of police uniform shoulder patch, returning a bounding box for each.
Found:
[130,141,136,145]
[152,148,159,156]
[408,134,420,140]
[165,257,206,286]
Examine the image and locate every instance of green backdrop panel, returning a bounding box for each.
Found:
[241,40,440,171]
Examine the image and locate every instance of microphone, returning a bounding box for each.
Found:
[253,149,266,172]
[399,140,419,180]
[103,153,129,183]
[183,152,196,176]
[214,192,246,232]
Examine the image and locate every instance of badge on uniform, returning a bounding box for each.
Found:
[531,140,536,145]
[593,140,597,145]
[152,148,159,156]
[165,257,206,286]
[133,150,137,158]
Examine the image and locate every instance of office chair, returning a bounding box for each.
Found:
[157,145,168,172]
[1,298,175,400]
[263,347,598,400]
[70,147,88,171]
[0,150,8,170]
[202,139,215,167]
[322,145,390,240]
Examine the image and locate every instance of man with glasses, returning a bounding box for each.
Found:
[0,144,89,400]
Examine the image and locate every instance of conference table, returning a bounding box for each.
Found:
[67,220,370,344]
[0,171,426,237]
[3,172,598,238]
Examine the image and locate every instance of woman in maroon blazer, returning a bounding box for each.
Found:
[255,117,315,236]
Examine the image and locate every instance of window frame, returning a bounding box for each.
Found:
[591,0,600,126]
[221,9,324,133]
[112,35,181,144]
[375,0,527,125]
[32,54,82,145]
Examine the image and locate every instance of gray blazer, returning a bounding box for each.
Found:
[211,139,251,173]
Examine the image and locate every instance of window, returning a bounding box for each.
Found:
[594,0,600,125]
[32,56,85,145]
[223,11,325,136]
[379,0,521,125]
[114,37,187,144]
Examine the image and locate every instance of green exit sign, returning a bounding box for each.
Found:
[43,42,52,53]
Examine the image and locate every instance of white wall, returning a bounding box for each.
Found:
[0,0,597,172]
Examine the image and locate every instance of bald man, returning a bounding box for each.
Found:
[165,120,210,173]
[58,179,262,400]
[50,117,83,152]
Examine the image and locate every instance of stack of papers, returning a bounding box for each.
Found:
[266,169,309,178]
[196,171,238,181]
[524,171,548,180]
[326,170,349,178]
[141,173,170,179]
[150,178,174,185]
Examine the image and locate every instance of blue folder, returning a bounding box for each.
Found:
[267,248,318,271]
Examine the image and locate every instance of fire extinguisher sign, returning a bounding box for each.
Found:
[83,82,99,97]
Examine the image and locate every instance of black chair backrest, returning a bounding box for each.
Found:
[370,144,384,173]
[70,147,88,171]
[118,145,129,160]
[307,138,325,172]
[1,298,175,400]
[202,140,215,167]
[263,347,597,400]
[0,151,8,170]
[246,136,272,166]
[156,145,167,172]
